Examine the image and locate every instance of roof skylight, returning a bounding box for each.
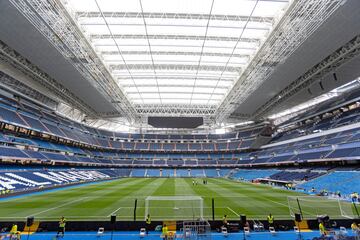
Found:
[63,0,289,108]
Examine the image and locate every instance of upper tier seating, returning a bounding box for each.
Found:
[1,125,360,167]
[274,106,360,143]
[0,93,261,152]
[1,89,360,167]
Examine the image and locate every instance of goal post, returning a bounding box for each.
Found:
[145,196,204,221]
[287,196,355,219]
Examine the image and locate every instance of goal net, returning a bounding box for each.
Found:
[288,196,355,219]
[145,196,204,221]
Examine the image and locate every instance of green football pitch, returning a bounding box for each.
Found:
[0,178,354,221]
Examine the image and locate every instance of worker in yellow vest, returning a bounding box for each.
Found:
[56,216,66,238]
[162,224,168,240]
[145,214,151,234]
[9,224,20,239]
[267,213,274,228]
[319,221,327,236]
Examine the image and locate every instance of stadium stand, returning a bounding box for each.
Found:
[0,88,358,172]
[205,169,219,177]
[298,171,360,196]
[231,169,280,181]
[1,86,360,173]
[0,169,116,193]
[268,170,323,182]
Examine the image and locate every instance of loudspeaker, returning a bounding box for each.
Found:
[333,72,338,81]
[111,215,116,224]
[26,216,34,227]
[240,214,246,223]
[295,213,301,222]
[318,215,329,222]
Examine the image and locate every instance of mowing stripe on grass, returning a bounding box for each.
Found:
[0,178,350,221]
[28,197,89,217]
[208,178,290,219]
[212,178,327,219]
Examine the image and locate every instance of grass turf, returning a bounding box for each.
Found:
[0,178,352,221]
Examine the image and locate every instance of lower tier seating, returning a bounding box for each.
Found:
[0,169,117,192]
[298,171,360,195]
[230,169,280,181]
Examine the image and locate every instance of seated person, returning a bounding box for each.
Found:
[222,215,228,227]
[319,221,327,237]
[244,221,250,228]
[9,224,20,240]
[351,222,359,233]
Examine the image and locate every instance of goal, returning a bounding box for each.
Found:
[145,196,204,221]
[287,196,355,219]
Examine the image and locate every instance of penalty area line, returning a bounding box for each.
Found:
[227,207,240,217]
[107,207,122,217]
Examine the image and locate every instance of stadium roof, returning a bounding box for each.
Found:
[0,0,359,130]
[63,0,289,112]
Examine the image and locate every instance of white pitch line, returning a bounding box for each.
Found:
[227,207,240,217]
[107,207,122,217]
[266,198,318,217]
[27,197,88,217]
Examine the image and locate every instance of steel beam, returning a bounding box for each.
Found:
[134,104,217,116]
[114,75,235,81]
[121,84,229,89]
[126,91,224,96]
[75,11,274,24]
[110,64,242,73]
[0,40,98,117]
[9,0,138,122]
[215,0,344,123]
[100,51,251,59]
[90,34,261,44]
[254,35,360,118]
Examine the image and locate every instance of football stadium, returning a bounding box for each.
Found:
[0,0,359,239]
